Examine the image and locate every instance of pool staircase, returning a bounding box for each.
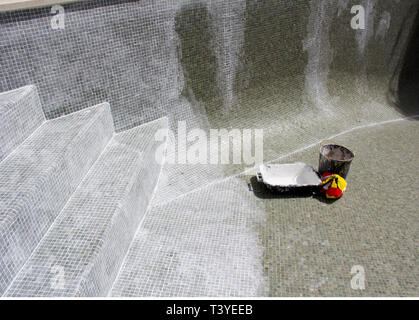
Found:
[0,85,167,296]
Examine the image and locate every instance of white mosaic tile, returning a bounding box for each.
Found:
[0,103,113,295]
[5,117,167,297]
[111,177,268,297]
[0,85,45,162]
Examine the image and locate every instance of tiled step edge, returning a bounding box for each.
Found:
[4,117,167,297]
[0,85,45,162]
[0,103,114,295]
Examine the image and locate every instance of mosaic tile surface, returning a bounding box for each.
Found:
[0,0,416,131]
[0,85,45,162]
[0,103,113,295]
[251,119,419,296]
[111,177,267,297]
[0,0,418,297]
[1,0,417,203]
[112,119,418,297]
[5,118,166,297]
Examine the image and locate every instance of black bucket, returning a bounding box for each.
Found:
[318,144,354,179]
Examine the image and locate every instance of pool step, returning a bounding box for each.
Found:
[0,103,114,295]
[5,117,167,297]
[110,177,266,297]
[0,85,45,163]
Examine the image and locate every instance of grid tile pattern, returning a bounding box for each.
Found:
[0,0,417,298]
[0,103,113,295]
[5,117,167,297]
[0,0,417,202]
[0,0,413,132]
[150,96,227,205]
[248,119,419,296]
[0,85,45,162]
[111,177,267,297]
[0,0,183,132]
[112,118,418,297]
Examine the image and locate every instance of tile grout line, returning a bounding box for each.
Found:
[151,114,419,209]
[0,86,46,165]
[107,117,169,297]
[2,108,116,297]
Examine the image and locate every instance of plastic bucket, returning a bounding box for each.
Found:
[318,144,354,179]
